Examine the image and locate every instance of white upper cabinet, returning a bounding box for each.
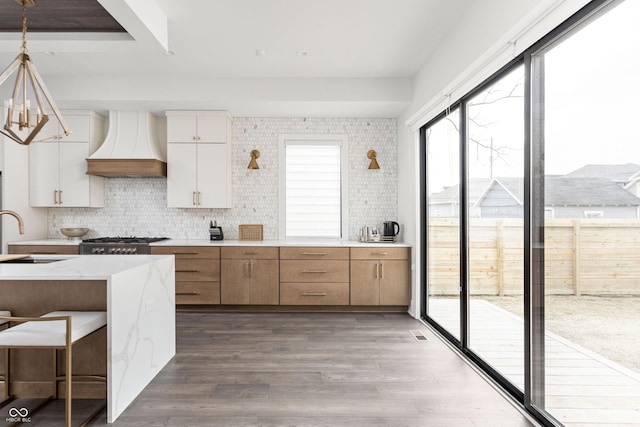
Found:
[29,110,105,207]
[165,111,233,208]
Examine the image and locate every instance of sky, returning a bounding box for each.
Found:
[427,0,639,193]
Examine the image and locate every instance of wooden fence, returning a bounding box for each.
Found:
[428,218,640,296]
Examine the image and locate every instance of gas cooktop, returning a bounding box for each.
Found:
[81,237,170,244]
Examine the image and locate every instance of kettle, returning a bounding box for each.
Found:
[383,221,400,237]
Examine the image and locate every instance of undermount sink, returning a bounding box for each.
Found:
[0,256,64,264]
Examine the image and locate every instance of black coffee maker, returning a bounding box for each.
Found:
[383,221,400,239]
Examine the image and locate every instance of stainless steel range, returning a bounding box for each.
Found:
[80,237,170,255]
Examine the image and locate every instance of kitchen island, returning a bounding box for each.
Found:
[0,254,176,423]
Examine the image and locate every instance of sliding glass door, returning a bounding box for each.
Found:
[421,1,640,426]
[530,0,640,424]
[425,109,461,340]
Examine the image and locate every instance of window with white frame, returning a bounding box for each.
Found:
[279,135,348,238]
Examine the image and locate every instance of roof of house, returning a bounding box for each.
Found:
[565,163,640,184]
[430,176,640,207]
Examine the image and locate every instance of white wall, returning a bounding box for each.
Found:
[0,139,48,253]
[397,0,592,317]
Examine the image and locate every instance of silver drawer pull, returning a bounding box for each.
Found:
[176,269,199,273]
[301,252,327,256]
[176,292,199,296]
[302,270,327,273]
[302,292,327,296]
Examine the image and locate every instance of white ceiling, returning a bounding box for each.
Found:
[0,0,473,117]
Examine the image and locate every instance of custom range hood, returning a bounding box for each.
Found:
[87,111,167,177]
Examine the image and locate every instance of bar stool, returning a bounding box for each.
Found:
[0,311,107,427]
[0,310,11,404]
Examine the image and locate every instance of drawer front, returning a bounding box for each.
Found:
[8,244,80,255]
[280,282,349,305]
[222,246,278,260]
[350,247,410,260]
[279,247,349,260]
[175,258,220,281]
[176,281,220,305]
[151,246,220,259]
[280,260,349,283]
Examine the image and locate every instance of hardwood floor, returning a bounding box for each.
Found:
[4,312,539,426]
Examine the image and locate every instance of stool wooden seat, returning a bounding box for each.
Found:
[0,311,107,427]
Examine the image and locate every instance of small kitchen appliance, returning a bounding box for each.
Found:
[79,236,170,255]
[209,220,224,241]
[383,221,400,239]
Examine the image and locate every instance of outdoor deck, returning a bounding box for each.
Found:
[429,299,640,426]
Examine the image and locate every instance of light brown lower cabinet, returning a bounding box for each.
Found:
[350,247,411,306]
[221,247,279,305]
[279,247,350,305]
[8,244,79,255]
[151,245,220,305]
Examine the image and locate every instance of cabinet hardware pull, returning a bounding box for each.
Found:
[301,252,326,256]
[250,261,255,277]
[372,252,388,256]
[197,191,202,205]
[244,262,250,278]
[302,270,327,273]
[192,136,197,141]
[242,251,257,255]
[375,263,379,278]
[176,292,199,296]
[172,251,198,255]
[192,191,196,205]
[35,251,56,254]
[53,190,57,204]
[176,269,199,273]
[59,189,63,204]
[380,263,384,279]
[302,292,327,296]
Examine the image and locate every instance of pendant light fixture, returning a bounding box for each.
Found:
[0,0,71,145]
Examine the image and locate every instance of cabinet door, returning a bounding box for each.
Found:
[221,259,251,304]
[350,260,380,305]
[167,116,197,142]
[29,142,59,207]
[379,260,411,305]
[250,259,279,305]
[58,142,91,207]
[196,143,230,208]
[167,143,198,207]
[196,116,227,143]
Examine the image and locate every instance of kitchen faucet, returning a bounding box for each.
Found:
[0,210,24,234]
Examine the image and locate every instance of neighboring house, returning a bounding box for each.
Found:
[429,176,640,219]
[566,163,640,197]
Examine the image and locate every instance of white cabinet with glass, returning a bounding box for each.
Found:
[165,111,232,208]
[29,110,105,207]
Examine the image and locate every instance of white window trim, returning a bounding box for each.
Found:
[278,134,349,239]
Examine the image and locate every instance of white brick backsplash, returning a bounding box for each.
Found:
[48,117,398,240]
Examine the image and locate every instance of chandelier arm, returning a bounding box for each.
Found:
[25,59,71,136]
[21,114,48,144]
[0,56,22,87]
[1,126,27,145]
[25,60,47,116]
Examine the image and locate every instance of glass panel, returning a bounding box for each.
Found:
[535,1,640,425]
[285,144,342,238]
[426,109,461,339]
[467,65,525,389]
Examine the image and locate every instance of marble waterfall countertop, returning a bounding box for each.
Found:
[10,238,411,248]
[0,254,176,423]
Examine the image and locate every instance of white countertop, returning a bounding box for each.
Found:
[0,254,174,280]
[9,239,411,248]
